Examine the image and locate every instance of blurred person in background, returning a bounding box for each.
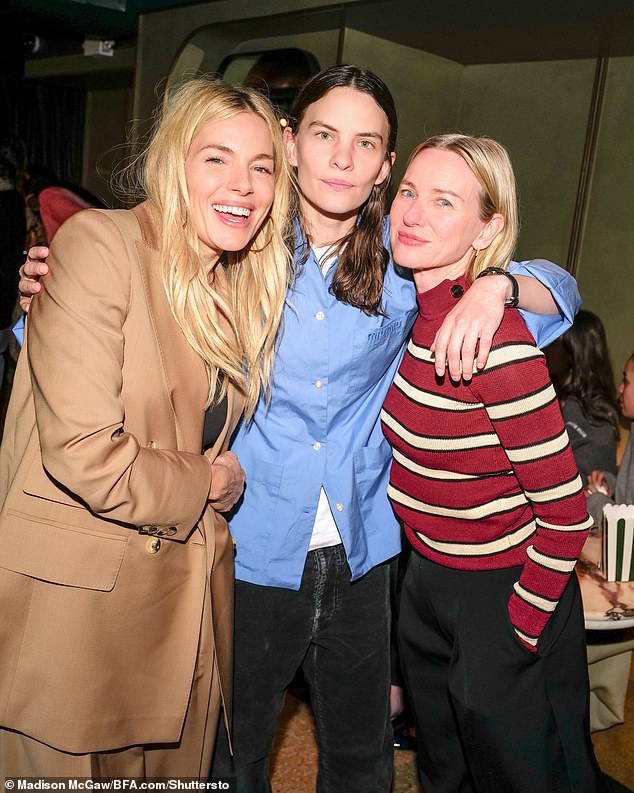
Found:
[586,350,634,525]
[0,133,27,388]
[546,310,619,483]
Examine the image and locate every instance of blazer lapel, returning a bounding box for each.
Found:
[133,203,208,453]
[132,203,245,456]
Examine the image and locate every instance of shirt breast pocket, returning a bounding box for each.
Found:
[347,317,407,397]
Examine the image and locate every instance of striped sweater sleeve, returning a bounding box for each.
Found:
[469,327,592,651]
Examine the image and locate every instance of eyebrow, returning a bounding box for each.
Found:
[308,120,385,143]
[200,144,274,160]
[431,187,464,200]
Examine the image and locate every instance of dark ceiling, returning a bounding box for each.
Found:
[4,0,195,38]
[4,0,634,66]
[3,0,203,61]
[346,0,634,64]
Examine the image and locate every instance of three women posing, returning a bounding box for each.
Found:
[17,67,580,791]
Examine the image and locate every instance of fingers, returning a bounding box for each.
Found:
[209,451,246,512]
[19,293,37,313]
[585,483,609,496]
[585,471,610,496]
[23,246,50,278]
[27,245,50,263]
[19,248,50,312]
[431,314,499,381]
[431,313,468,379]
[446,323,486,382]
[431,323,451,378]
[430,278,506,381]
[587,470,605,486]
[444,330,467,382]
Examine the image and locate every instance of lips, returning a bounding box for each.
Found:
[397,230,428,245]
[322,179,354,191]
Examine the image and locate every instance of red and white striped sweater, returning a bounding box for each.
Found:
[381,277,592,651]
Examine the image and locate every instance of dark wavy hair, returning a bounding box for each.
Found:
[0,132,27,185]
[289,65,398,315]
[557,310,619,437]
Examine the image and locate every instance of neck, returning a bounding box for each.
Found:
[299,195,359,247]
[413,260,469,293]
[204,252,222,278]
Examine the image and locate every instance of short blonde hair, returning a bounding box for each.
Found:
[139,77,292,418]
[407,134,519,281]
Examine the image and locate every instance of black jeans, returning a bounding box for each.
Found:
[399,551,608,793]
[213,545,393,793]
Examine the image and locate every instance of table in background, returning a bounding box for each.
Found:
[577,531,634,732]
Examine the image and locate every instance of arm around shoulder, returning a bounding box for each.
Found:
[509,258,581,348]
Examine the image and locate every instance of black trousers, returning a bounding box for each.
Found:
[399,551,608,793]
[213,545,393,793]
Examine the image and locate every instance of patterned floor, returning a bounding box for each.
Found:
[271,671,634,793]
[270,692,421,793]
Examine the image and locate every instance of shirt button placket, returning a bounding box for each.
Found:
[313,307,327,453]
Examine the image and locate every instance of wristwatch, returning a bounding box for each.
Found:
[475,266,519,308]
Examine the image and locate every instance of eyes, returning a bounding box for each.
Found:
[204,156,273,176]
[398,186,453,208]
[315,130,377,150]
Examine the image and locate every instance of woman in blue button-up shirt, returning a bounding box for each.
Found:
[220,66,580,793]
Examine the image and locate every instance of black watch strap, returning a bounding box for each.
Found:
[475,266,519,308]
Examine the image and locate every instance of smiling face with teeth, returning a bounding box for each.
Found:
[185,111,276,269]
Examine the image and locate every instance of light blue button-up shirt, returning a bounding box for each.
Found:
[229,220,581,589]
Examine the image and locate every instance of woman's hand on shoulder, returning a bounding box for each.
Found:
[19,246,50,312]
[431,275,507,381]
[209,451,246,513]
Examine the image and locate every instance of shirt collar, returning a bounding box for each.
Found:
[417,276,470,319]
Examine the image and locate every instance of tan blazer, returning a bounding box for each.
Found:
[0,203,243,754]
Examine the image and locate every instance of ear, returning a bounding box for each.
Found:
[283,127,298,168]
[374,150,396,187]
[473,213,505,251]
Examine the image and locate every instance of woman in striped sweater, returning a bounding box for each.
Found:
[381,135,607,793]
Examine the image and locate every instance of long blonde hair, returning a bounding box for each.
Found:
[139,77,292,418]
[407,134,519,281]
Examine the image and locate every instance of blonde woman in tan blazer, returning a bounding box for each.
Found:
[0,78,292,778]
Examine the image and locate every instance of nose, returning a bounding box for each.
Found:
[228,162,254,194]
[402,200,423,227]
[330,140,353,170]
[618,382,625,396]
